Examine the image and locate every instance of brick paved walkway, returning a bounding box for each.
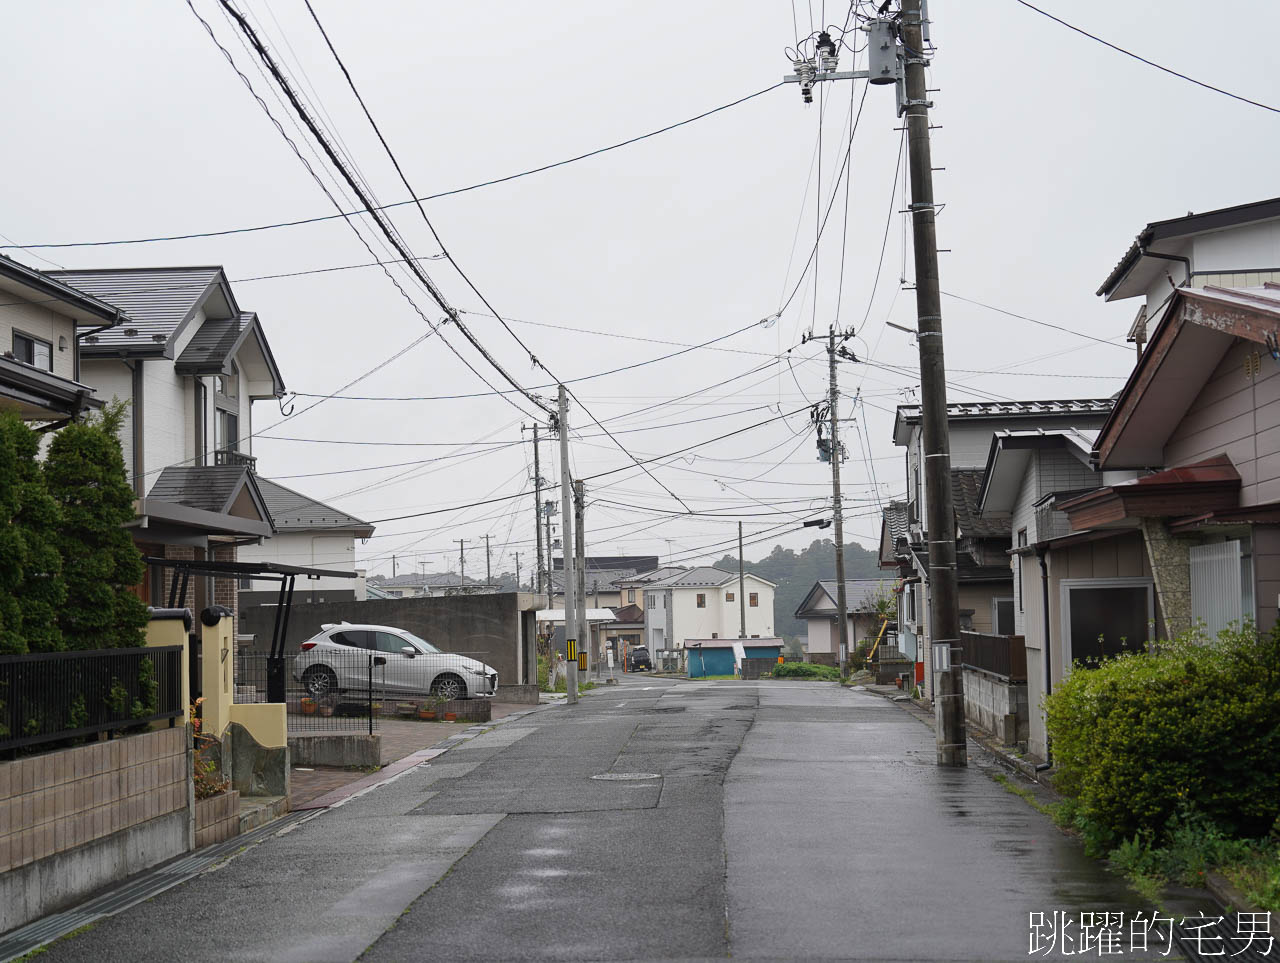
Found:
[289,702,530,809]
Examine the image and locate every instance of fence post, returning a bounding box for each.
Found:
[368,654,373,737]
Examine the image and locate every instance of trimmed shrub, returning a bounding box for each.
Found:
[772,661,841,681]
[1045,624,1280,855]
[44,402,147,649]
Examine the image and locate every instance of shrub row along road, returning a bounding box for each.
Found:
[41,676,1170,962]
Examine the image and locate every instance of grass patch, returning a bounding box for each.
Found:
[692,674,740,681]
[990,771,1064,822]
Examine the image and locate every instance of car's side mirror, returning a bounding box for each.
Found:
[373,656,388,667]
[401,646,416,658]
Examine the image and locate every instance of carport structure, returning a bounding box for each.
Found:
[144,556,356,702]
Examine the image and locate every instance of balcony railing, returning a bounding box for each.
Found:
[958,631,1027,682]
[214,448,257,471]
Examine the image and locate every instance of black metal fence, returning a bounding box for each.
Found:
[235,650,382,732]
[958,631,1028,682]
[0,646,184,754]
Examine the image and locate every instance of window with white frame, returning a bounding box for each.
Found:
[12,331,52,371]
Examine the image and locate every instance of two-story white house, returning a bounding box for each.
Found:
[637,566,776,651]
[50,266,286,618]
[239,477,374,606]
[0,255,123,424]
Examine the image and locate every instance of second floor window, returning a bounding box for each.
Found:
[696,593,706,608]
[216,409,239,453]
[627,589,635,604]
[13,332,52,371]
[725,591,735,602]
[749,593,759,607]
[647,593,655,610]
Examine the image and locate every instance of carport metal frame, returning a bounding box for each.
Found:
[142,556,356,702]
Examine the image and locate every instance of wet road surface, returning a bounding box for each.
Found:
[36,675,1176,961]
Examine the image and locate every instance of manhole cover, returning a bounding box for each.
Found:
[591,772,661,781]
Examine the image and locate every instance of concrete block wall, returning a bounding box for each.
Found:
[961,668,1029,746]
[194,790,240,848]
[0,727,191,933]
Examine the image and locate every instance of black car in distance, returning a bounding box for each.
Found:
[626,646,653,672]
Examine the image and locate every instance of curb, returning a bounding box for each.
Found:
[1205,870,1264,916]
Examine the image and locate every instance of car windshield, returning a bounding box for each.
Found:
[399,631,441,654]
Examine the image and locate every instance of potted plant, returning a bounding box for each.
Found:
[318,695,337,717]
[300,697,317,715]
[444,709,458,722]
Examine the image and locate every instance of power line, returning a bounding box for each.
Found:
[1011,0,1280,114]
[0,83,785,252]
[939,290,1133,350]
[214,0,552,417]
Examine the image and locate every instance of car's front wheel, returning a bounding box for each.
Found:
[431,673,467,702]
[302,665,339,698]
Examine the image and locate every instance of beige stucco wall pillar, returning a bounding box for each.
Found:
[1140,519,1192,640]
[200,607,235,739]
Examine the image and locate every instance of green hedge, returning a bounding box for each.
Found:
[1045,625,1280,855]
[771,662,841,681]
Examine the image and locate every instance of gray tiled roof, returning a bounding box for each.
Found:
[896,399,1114,422]
[818,579,893,613]
[643,566,762,589]
[174,312,252,373]
[883,501,909,544]
[147,465,256,514]
[255,477,373,536]
[951,469,1011,539]
[50,267,224,351]
[549,568,638,594]
[370,572,474,587]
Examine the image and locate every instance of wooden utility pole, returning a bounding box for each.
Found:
[557,386,578,704]
[828,327,850,676]
[456,539,466,584]
[902,0,966,766]
[573,480,588,678]
[484,533,491,587]
[532,424,545,596]
[738,522,747,639]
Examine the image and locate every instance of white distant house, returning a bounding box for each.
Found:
[636,566,776,651]
[238,477,374,605]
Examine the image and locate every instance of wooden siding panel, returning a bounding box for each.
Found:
[1253,370,1280,408]
[1167,388,1255,445]
[1090,541,1119,578]
[1254,525,1280,634]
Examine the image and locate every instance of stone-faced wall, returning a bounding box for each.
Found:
[0,727,191,933]
[961,667,1029,747]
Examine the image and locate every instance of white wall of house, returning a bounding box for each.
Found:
[143,360,188,488]
[0,293,77,381]
[81,359,134,480]
[240,533,360,595]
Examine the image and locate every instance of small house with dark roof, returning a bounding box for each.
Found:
[43,265,287,619]
[793,579,894,665]
[239,477,375,606]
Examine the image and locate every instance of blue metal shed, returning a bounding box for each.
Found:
[686,639,783,678]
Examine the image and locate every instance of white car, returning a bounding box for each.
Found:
[293,623,498,701]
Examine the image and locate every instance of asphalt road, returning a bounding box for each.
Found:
[37,675,1175,962]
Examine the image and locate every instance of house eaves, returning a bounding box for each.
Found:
[1097,196,1280,301]
[0,255,129,326]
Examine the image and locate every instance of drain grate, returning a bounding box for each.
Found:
[591,772,661,781]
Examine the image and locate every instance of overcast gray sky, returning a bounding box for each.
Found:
[4,0,1278,579]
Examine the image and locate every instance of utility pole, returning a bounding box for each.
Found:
[574,480,588,679]
[484,534,491,587]
[531,424,544,597]
[557,385,578,704]
[456,539,466,586]
[901,0,966,766]
[738,522,747,639]
[544,507,554,611]
[828,328,850,678]
[391,554,396,578]
[515,551,521,592]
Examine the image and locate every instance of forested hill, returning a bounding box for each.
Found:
[715,538,886,640]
